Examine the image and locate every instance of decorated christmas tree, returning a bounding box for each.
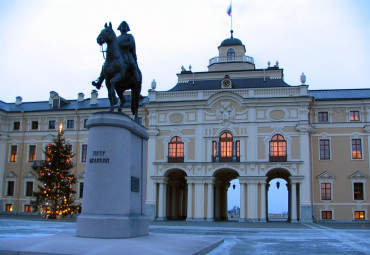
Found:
[31,124,76,219]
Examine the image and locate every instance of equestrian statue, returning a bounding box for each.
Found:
[92,21,142,120]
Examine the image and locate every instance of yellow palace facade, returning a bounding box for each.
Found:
[0,35,369,223]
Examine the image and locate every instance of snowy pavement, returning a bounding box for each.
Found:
[1,217,370,254]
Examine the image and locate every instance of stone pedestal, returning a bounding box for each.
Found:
[76,112,149,239]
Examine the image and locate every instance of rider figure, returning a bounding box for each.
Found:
[92,21,141,91]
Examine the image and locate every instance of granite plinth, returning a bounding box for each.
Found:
[76,112,149,239]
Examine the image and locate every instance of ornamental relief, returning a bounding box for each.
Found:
[204,101,247,123]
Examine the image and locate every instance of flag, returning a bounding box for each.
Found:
[227,3,232,16]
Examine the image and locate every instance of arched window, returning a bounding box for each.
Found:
[269,134,287,162]
[168,136,184,163]
[227,48,235,61]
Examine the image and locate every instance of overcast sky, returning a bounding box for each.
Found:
[1,0,369,104]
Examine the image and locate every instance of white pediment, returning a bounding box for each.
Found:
[24,171,37,179]
[316,171,335,179]
[349,171,368,179]
[5,171,17,178]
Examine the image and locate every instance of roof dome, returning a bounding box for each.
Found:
[220,37,243,46]
[220,30,243,47]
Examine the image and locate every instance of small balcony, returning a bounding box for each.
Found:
[168,156,184,163]
[269,155,287,162]
[212,154,240,163]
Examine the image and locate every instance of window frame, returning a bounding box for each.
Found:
[269,134,287,162]
[351,138,363,160]
[317,111,329,122]
[319,138,331,160]
[320,182,332,201]
[168,136,184,163]
[31,121,39,130]
[25,181,34,197]
[354,210,366,220]
[81,144,88,162]
[6,180,15,196]
[227,48,235,61]
[67,119,75,129]
[24,204,32,213]
[5,204,13,212]
[10,145,17,162]
[28,145,36,162]
[353,182,364,201]
[349,110,360,121]
[13,121,20,131]
[321,210,333,220]
[48,120,56,130]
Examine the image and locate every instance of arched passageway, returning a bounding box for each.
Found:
[266,168,295,222]
[165,169,187,220]
[213,169,239,221]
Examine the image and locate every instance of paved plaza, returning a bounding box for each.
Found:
[0,216,370,254]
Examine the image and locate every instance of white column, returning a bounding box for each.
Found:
[186,182,193,221]
[146,129,159,218]
[247,179,258,222]
[171,183,177,218]
[260,181,267,222]
[206,179,215,221]
[157,179,168,220]
[296,123,313,222]
[290,182,298,223]
[214,181,221,220]
[239,181,246,221]
[194,180,205,220]
[0,135,9,201]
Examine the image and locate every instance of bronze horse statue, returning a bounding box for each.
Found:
[95,22,142,119]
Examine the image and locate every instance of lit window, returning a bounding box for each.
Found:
[13,121,20,130]
[351,139,362,159]
[7,181,14,196]
[10,145,17,162]
[319,139,330,160]
[81,144,87,162]
[318,112,328,122]
[227,48,235,61]
[321,183,331,200]
[67,120,74,129]
[24,205,32,213]
[25,182,33,197]
[49,120,56,130]
[269,134,287,162]
[321,211,332,220]
[355,211,365,220]
[354,182,364,200]
[28,145,36,162]
[220,132,233,159]
[168,136,184,163]
[5,204,13,212]
[31,121,38,130]
[350,111,360,121]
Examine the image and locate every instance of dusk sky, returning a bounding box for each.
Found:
[1,0,369,103]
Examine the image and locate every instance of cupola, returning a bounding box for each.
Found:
[208,30,255,72]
